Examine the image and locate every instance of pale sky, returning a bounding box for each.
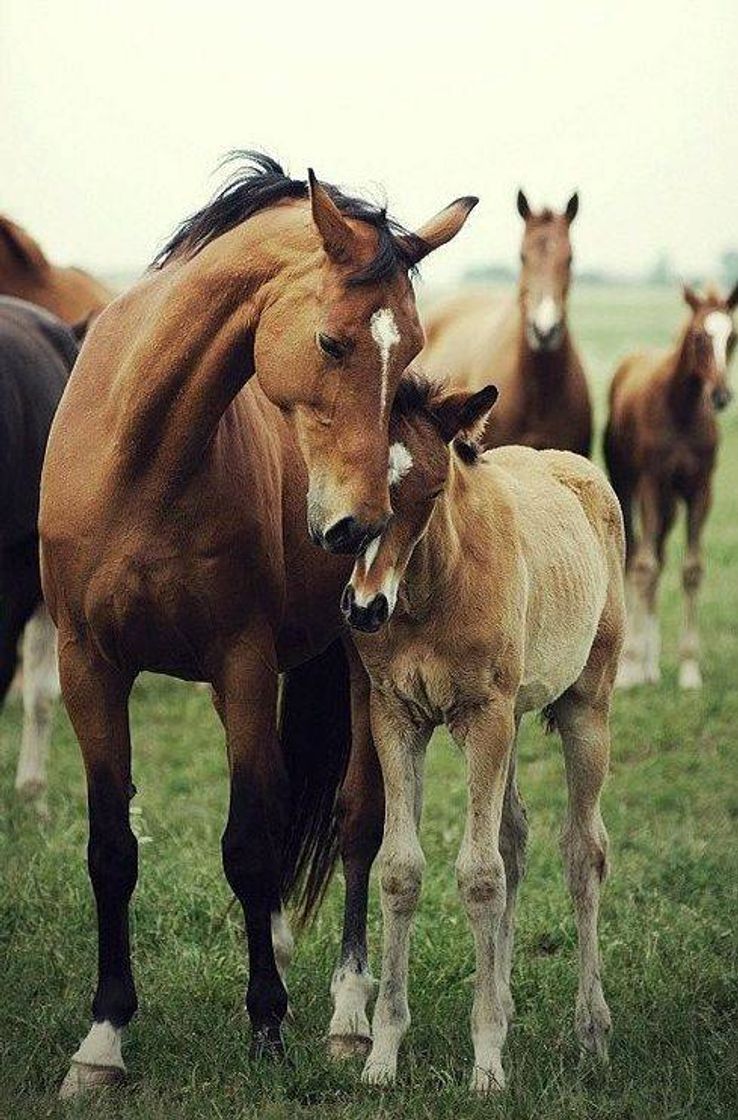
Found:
[2,1,737,287]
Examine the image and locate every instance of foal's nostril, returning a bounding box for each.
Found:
[345,591,389,633]
[713,387,733,411]
[340,583,355,617]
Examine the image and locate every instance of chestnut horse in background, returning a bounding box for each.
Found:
[39,153,476,1097]
[605,282,737,689]
[421,191,592,454]
[0,215,113,324]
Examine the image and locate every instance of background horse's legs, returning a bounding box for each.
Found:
[58,641,136,1098]
[218,646,289,1058]
[15,602,58,815]
[362,697,431,1087]
[618,478,667,686]
[0,537,41,702]
[496,726,528,1022]
[679,483,712,689]
[329,650,383,1059]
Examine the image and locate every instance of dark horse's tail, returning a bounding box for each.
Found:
[279,638,351,927]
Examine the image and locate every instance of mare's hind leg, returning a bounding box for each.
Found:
[58,639,137,1098]
[330,647,383,1058]
[551,657,614,1060]
[495,725,528,1021]
[15,603,58,815]
[218,643,289,1057]
[679,483,711,689]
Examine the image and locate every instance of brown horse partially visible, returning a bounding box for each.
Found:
[0,215,113,323]
[604,282,737,689]
[421,191,592,454]
[39,153,477,1096]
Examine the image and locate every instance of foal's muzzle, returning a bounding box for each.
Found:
[340,584,389,633]
[712,385,733,411]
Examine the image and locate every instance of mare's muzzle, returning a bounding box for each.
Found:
[310,513,389,556]
[340,584,389,633]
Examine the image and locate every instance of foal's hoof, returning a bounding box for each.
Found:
[576,1004,611,1064]
[361,1055,397,1087]
[469,1062,505,1094]
[327,1032,372,1060]
[679,660,703,690]
[250,1027,286,1062]
[59,1060,126,1099]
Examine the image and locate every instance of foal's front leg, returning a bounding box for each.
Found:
[679,485,711,689]
[452,698,515,1093]
[362,695,431,1087]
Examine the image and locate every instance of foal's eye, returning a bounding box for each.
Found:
[317,333,347,361]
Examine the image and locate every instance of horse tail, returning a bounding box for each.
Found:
[279,637,351,928]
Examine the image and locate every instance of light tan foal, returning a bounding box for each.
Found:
[341,374,625,1091]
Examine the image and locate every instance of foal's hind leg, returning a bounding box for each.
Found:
[15,603,58,815]
[618,479,670,687]
[679,484,711,689]
[330,651,382,1058]
[58,640,137,1098]
[496,727,528,1021]
[551,685,612,1061]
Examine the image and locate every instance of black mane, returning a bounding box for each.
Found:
[391,369,482,465]
[152,151,424,286]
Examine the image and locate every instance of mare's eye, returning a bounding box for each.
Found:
[317,333,347,361]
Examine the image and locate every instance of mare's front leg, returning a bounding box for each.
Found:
[679,483,711,689]
[329,644,383,1058]
[58,640,137,1098]
[15,603,58,816]
[452,697,515,1093]
[362,693,431,1087]
[218,643,289,1058]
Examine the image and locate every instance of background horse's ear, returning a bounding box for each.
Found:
[565,192,579,224]
[726,280,738,312]
[400,196,479,264]
[0,216,50,274]
[307,169,356,263]
[432,384,499,444]
[683,283,702,312]
[516,190,531,221]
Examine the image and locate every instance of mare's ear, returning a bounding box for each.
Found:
[683,283,701,312]
[399,196,479,265]
[516,189,531,221]
[431,384,499,444]
[565,192,579,224]
[0,216,50,273]
[726,280,738,312]
[307,169,357,263]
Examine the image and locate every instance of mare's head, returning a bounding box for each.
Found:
[0,216,112,324]
[516,190,579,353]
[154,154,478,555]
[682,282,738,410]
[341,373,497,632]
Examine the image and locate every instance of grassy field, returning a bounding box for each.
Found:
[1,286,736,1119]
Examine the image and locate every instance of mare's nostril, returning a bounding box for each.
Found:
[323,516,362,555]
[369,593,389,629]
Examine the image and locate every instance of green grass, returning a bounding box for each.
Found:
[1,285,737,1118]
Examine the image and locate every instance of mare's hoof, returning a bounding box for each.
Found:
[469,1062,505,1094]
[59,1060,126,1099]
[327,1032,372,1060]
[250,1027,286,1062]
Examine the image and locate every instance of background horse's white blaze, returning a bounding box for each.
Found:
[388,442,413,487]
[370,308,400,426]
[533,294,559,337]
[704,310,732,370]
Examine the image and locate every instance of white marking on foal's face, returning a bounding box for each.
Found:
[388,442,413,487]
[370,308,400,426]
[351,530,400,614]
[704,310,732,371]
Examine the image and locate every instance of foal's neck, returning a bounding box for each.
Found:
[518,321,571,409]
[667,329,706,424]
[402,463,469,618]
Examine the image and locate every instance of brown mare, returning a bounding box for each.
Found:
[421,191,592,454]
[338,373,624,1090]
[0,214,113,324]
[39,153,477,1096]
[605,282,737,690]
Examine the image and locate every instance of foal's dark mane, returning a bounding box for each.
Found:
[392,369,481,465]
[152,151,425,286]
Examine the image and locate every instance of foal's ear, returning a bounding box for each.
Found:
[432,384,499,444]
[565,192,579,224]
[516,190,531,221]
[307,169,356,263]
[399,196,479,265]
[726,280,738,312]
[0,216,50,274]
[683,283,702,312]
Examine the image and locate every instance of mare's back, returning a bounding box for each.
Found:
[0,297,77,544]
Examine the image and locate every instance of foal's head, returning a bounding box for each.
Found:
[681,282,738,410]
[341,374,498,632]
[516,190,579,353]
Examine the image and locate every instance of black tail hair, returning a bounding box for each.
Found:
[279,638,351,927]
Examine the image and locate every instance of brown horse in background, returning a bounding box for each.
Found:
[0,215,113,324]
[421,191,592,454]
[39,153,477,1096]
[605,282,737,689]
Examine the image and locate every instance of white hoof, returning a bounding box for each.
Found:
[469,1061,505,1093]
[361,1055,397,1087]
[59,1061,126,1099]
[679,660,703,690]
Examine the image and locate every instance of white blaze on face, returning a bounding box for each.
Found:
[370,308,400,426]
[388,441,413,487]
[533,295,559,337]
[350,531,401,614]
[704,311,732,371]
